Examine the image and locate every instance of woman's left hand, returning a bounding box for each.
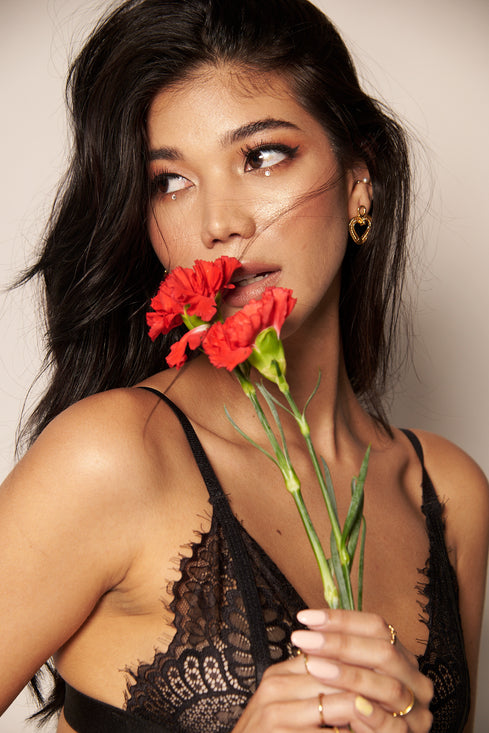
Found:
[291,608,434,732]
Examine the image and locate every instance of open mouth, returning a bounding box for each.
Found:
[232,271,274,287]
[225,265,281,306]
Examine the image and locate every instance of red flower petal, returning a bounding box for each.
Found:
[202,287,296,371]
[147,256,241,339]
[166,325,210,369]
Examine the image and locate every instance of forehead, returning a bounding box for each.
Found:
[146,64,324,146]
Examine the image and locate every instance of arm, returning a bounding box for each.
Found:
[0,391,146,713]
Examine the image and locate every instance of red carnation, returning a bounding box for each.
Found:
[147,256,241,341]
[203,287,296,371]
[166,325,210,369]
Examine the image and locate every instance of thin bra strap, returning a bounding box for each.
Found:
[138,385,272,679]
[401,428,438,505]
[400,428,424,463]
[140,386,225,505]
[400,427,447,530]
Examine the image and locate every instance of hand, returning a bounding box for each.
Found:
[231,653,347,731]
[289,608,433,732]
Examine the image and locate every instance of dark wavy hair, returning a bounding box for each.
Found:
[22,0,410,719]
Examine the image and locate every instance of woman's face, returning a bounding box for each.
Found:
[146,65,369,329]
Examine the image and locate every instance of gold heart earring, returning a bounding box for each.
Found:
[348,205,372,245]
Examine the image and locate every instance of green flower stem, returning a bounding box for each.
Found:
[290,488,340,609]
[234,367,339,608]
[274,365,357,609]
[232,362,366,610]
[279,382,344,549]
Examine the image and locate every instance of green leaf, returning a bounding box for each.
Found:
[303,371,322,415]
[330,532,353,610]
[346,498,363,567]
[341,446,370,545]
[320,457,338,520]
[224,406,278,465]
[341,476,365,546]
[256,384,291,462]
[357,517,367,611]
[256,385,294,418]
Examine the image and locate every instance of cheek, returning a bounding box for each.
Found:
[147,205,188,269]
[147,205,165,262]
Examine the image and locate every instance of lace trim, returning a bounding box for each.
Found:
[124,515,304,731]
[416,495,470,732]
[124,494,469,733]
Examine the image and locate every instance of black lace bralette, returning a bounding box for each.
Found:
[63,390,470,732]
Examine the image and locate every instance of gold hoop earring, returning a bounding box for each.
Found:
[348,205,372,245]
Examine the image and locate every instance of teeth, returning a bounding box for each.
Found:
[236,273,269,287]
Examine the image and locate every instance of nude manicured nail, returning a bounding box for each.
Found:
[302,656,339,679]
[290,630,324,650]
[297,609,329,626]
[355,696,373,717]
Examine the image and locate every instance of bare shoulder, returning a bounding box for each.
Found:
[2,387,179,581]
[410,429,489,552]
[18,386,171,490]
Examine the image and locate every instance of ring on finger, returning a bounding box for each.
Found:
[317,693,327,727]
[303,652,311,675]
[387,623,397,646]
[392,686,415,717]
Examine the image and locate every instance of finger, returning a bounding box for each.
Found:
[353,693,433,733]
[241,693,350,731]
[297,610,420,669]
[303,654,416,712]
[291,631,433,712]
[258,658,342,698]
[314,691,432,733]
[292,628,417,683]
[297,609,400,645]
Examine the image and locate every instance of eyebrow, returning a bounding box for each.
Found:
[148,117,300,162]
[221,117,300,145]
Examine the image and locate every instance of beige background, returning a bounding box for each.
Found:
[1,0,488,729]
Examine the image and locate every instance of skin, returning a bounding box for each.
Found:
[0,65,487,732]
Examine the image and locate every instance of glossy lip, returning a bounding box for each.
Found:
[225,263,281,307]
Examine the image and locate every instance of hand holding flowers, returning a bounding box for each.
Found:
[147,256,369,610]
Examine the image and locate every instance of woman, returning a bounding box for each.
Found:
[1,0,487,731]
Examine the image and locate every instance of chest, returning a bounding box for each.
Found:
[201,439,432,656]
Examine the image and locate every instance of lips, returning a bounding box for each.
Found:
[225,263,281,307]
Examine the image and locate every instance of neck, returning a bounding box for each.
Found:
[175,287,379,459]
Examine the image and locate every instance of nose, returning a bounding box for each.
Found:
[201,192,256,249]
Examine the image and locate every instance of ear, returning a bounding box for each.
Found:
[347,165,373,220]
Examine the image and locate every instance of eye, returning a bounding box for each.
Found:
[151,172,189,198]
[243,143,299,172]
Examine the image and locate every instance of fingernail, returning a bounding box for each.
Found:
[355,696,373,717]
[290,630,324,650]
[303,656,339,679]
[297,609,329,626]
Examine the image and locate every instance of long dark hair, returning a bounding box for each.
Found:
[23,0,410,719]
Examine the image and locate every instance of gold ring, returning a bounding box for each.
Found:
[317,693,327,727]
[388,623,397,646]
[304,653,311,675]
[392,686,415,717]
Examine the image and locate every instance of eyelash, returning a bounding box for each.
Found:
[241,142,300,171]
[150,171,185,198]
[150,142,300,199]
